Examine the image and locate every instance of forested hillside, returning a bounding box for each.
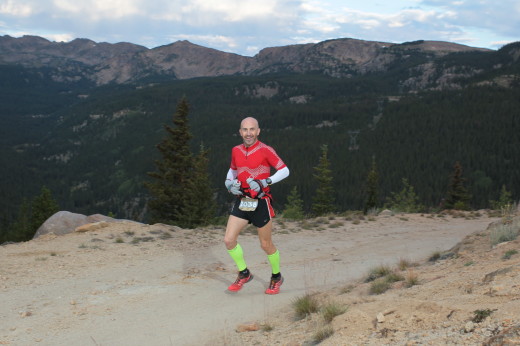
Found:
[1,42,519,241]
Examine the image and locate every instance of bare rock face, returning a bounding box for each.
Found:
[33,211,116,238]
[0,34,499,88]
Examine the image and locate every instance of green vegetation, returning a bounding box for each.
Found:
[472,309,494,323]
[321,302,347,323]
[1,45,520,241]
[490,185,514,210]
[369,278,393,295]
[502,249,518,260]
[444,161,472,210]
[2,186,59,242]
[282,186,305,220]
[313,325,334,343]
[144,98,216,228]
[311,145,335,216]
[405,270,420,287]
[490,223,519,245]
[364,156,379,214]
[385,178,424,213]
[365,265,392,282]
[293,294,320,320]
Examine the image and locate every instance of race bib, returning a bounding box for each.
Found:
[239,197,258,211]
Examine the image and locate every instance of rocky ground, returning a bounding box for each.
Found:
[1,210,518,345]
[227,211,520,346]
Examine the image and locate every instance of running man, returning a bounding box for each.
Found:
[224,117,290,294]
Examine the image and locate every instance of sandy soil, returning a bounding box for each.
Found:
[1,211,518,345]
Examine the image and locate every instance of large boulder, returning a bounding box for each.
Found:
[33,211,116,238]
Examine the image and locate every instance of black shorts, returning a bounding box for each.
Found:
[230,197,275,228]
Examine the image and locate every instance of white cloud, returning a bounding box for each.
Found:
[53,0,140,19]
[46,33,74,42]
[168,33,239,50]
[0,0,517,55]
[189,0,279,21]
[0,0,33,16]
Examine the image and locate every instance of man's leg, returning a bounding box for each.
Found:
[257,220,277,256]
[258,221,284,294]
[224,215,253,291]
[225,215,249,267]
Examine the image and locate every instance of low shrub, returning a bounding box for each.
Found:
[321,303,347,323]
[293,294,319,320]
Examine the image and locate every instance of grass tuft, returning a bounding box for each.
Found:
[321,302,347,323]
[405,270,420,287]
[502,249,518,260]
[369,278,392,295]
[313,325,334,343]
[261,323,274,332]
[293,294,320,320]
[365,265,392,282]
[398,258,412,271]
[472,309,494,323]
[490,223,519,246]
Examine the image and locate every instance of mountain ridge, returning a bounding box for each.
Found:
[0,35,494,86]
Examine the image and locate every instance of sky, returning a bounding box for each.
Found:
[0,0,519,56]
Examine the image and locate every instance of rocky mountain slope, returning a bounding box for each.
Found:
[0,35,495,87]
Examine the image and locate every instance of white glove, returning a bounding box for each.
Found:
[225,179,242,195]
[246,178,266,198]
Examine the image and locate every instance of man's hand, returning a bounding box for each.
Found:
[248,178,269,191]
[225,179,242,195]
[246,178,268,198]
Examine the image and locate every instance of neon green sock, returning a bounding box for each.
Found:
[227,244,247,271]
[267,250,280,275]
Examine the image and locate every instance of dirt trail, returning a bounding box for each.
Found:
[0,213,497,345]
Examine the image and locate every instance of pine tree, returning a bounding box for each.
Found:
[444,161,471,210]
[8,198,32,242]
[30,186,59,237]
[145,98,216,227]
[489,185,513,210]
[312,145,335,216]
[283,186,305,220]
[146,97,193,224]
[174,144,217,227]
[364,156,379,214]
[385,178,424,213]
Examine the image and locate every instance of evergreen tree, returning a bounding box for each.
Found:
[7,198,31,242]
[385,178,424,213]
[145,98,215,227]
[364,156,379,214]
[444,161,471,210]
[30,186,59,237]
[489,185,513,210]
[174,144,217,227]
[312,145,335,216]
[146,97,193,225]
[283,186,305,220]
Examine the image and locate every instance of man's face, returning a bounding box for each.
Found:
[239,119,260,147]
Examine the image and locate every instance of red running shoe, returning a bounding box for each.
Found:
[227,272,254,292]
[265,276,284,295]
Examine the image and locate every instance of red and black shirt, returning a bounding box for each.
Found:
[230,140,286,198]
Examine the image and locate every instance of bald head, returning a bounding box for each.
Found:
[239,117,260,147]
[240,117,259,129]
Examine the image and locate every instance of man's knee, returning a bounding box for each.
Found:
[224,235,237,249]
[260,239,274,253]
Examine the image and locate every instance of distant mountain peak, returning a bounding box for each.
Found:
[0,34,511,88]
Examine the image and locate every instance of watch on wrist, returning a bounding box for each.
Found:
[266,178,272,185]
